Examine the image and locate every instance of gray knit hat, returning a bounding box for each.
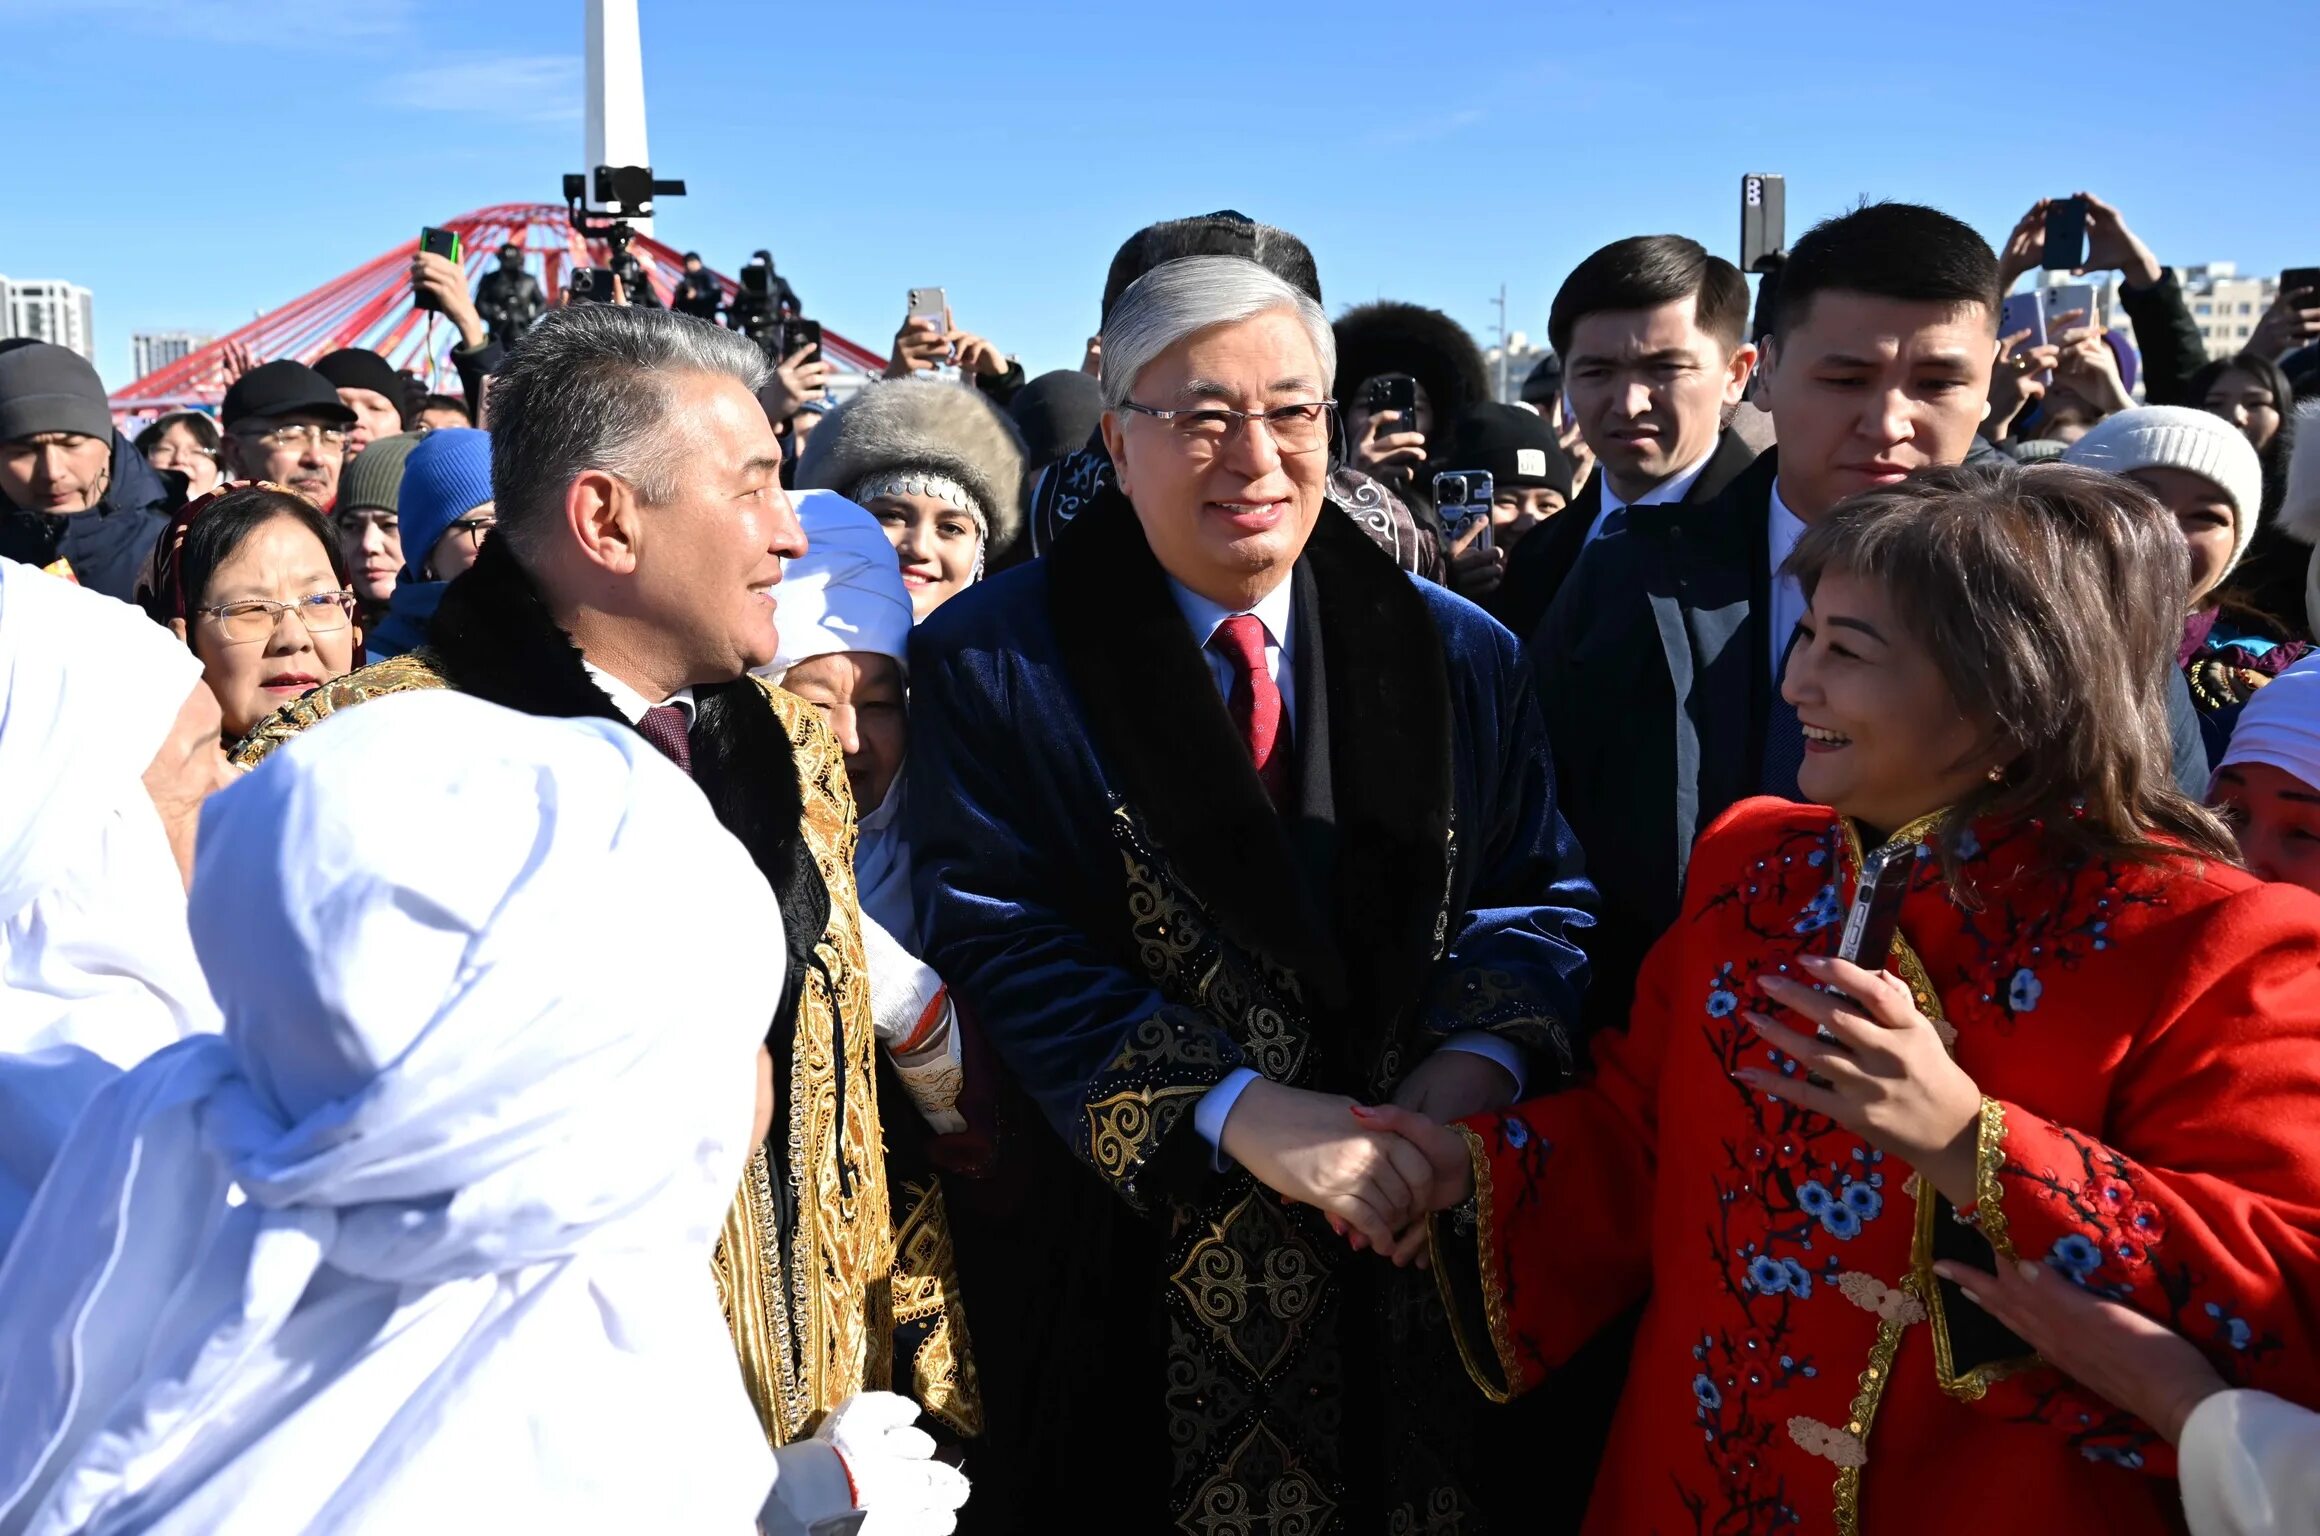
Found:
[337,430,426,513]
[2065,405,2266,585]
[0,343,111,443]
[795,378,1026,561]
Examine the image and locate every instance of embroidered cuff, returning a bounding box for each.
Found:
[1974,1096,2017,1260]
[1078,1008,1245,1211]
[1428,1122,1525,1404]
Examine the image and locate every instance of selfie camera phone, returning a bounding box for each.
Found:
[1797,840,1915,1089]
[781,318,824,363]
[1365,372,1418,425]
[419,226,463,263]
[1433,469,1495,554]
[2281,267,2320,303]
[1740,173,1786,274]
[569,267,617,305]
[2042,197,2089,270]
[907,287,947,331]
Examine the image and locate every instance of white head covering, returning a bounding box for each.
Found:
[0,691,782,1536]
[770,489,915,675]
[2218,651,2320,794]
[2064,405,2268,589]
[0,557,219,1061]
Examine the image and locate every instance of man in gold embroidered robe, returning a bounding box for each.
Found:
[232,304,973,1444]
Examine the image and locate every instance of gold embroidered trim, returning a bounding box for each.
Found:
[1428,1123,1519,1404]
[1973,1097,2017,1259]
[1829,1307,1908,1535]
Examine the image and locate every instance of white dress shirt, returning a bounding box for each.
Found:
[583,661,696,727]
[1581,446,1720,545]
[1765,480,1810,684]
[1163,576,1526,1159]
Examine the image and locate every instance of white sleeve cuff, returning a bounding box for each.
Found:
[1436,1031,1526,1097]
[1194,1068,1262,1170]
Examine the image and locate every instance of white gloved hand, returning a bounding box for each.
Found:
[816,1392,971,1536]
[858,917,967,1133]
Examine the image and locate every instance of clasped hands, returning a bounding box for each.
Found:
[1217,1051,1507,1270]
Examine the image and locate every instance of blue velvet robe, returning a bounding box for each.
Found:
[906,491,1595,1531]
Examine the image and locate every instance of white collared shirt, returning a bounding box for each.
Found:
[1167,574,1297,724]
[1169,569,1524,1159]
[581,661,697,727]
[1766,479,1811,685]
[1581,445,1720,545]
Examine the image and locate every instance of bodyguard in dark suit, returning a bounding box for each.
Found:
[1534,203,2008,1033]
[1492,236,1761,639]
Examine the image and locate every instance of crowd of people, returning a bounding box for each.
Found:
[2,189,2319,1536]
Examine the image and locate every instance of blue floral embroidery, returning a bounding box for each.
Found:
[2049,1233,2102,1279]
[1841,1183,1883,1220]
[1819,1205,1863,1241]
[1708,988,1739,1019]
[1794,883,1842,935]
[1954,827,1982,861]
[2008,967,2044,1013]
[2205,1302,2255,1352]
[2080,1444,2147,1470]
[1796,1181,1834,1218]
[1692,1373,1722,1412]
[1781,1258,1814,1297]
[1503,1117,1530,1149]
[1747,1255,1790,1294]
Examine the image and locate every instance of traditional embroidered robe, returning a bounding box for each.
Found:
[905,491,1596,1531]
[1438,797,2320,1535]
[230,537,977,1443]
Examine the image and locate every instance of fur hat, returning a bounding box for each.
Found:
[1331,301,1492,427]
[796,378,1026,560]
[1099,211,1322,324]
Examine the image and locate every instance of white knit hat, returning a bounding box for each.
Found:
[2065,406,2267,585]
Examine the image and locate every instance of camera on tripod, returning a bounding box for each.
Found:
[563,164,686,306]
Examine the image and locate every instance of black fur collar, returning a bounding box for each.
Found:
[1047,491,1453,1059]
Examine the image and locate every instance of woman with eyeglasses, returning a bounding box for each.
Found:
[134,410,225,503]
[1365,462,2320,1536]
[138,483,358,745]
[365,426,494,662]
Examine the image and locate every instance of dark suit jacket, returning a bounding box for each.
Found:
[1535,449,2214,1036]
[1490,427,1760,641]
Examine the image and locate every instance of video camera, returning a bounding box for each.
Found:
[728,249,805,354]
[563,164,685,307]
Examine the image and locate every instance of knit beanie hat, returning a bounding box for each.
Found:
[1445,402,1574,499]
[396,428,493,581]
[0,343,111,443]
[2065,405,2266,583]
[337,430,425,514]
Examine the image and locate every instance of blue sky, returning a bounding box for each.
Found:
[5,0,2313,390]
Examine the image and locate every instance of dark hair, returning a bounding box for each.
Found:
[1771,201,2001,337]
[1099,211,1321,324]
[2191,351,2297,506]
[1784,461,2236,890]
[157,486,350,628]
[1548,235,1749,357]
[419,392,473,425]
[134,410,220,456]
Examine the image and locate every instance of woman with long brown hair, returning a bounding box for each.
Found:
[1371,462,2320,1535]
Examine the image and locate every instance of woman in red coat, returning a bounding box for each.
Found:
[1372,462,2320,1534]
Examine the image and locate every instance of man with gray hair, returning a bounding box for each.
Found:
[226,304,977,1522]
[907,255,1597,1527]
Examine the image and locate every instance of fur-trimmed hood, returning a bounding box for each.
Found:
[2278,401,2320,545]
[796,377,1027,560]
[1331,301,1492,424]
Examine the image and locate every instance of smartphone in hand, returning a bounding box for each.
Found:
[2041,198,2089,270]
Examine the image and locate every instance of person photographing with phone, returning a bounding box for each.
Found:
[1362,461,2320,1536]
[883,290,1025,406]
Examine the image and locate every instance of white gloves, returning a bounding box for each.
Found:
[818,1392,971,1535]
[858,917,966,1134]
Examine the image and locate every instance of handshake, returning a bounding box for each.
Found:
[1217,1056,1507,1269]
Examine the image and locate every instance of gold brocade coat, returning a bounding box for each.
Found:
[232,647,969,1442]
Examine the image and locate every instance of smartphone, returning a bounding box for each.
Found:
[779,318,823,363]
[1835,841,1915,978]
[907,287,947,331]
[1364,372,1417,424]
[1433,470,1496,554]
[2281,267,2320,303]
[2042,282,2101,337]
[1740,173,1786,273]
[2042,197,2089,271]
[419,226,463,263]
[568,267,617,305]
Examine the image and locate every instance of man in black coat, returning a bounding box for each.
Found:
[1534,202,2008,1035]
[1492,236,1762,639]
[0,342,171,602]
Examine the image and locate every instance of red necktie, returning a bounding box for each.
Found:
[637,703,693,778]
[1208,614,1291,809]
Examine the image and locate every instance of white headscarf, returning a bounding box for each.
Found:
[0,691,783,1536]
[2219,652,2320,794]
[0,556,219,1060]
[769,490,922,948]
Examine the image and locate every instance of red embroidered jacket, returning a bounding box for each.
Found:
[1440,798,2320,1535]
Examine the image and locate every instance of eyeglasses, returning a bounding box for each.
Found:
[237,423,347,452]
[1117,399,1336,458]
[147,443,217,466]
[195,590,356,645]
[447,514,498,543]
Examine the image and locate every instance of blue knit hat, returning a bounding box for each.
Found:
[397,427,494,581]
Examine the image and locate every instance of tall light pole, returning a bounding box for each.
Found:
[1490,283,1509,402]
[585,0,653,234]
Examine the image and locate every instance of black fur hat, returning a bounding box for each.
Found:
[1099,211,1322,324]
[1331,301,1492,425]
